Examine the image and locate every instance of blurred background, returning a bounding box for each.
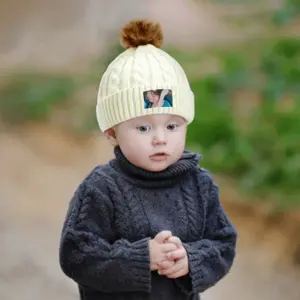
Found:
[1,0,300,299]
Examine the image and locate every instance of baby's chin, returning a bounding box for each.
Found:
[141,161,172,172]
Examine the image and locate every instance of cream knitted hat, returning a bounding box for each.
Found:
[96,20,194,132]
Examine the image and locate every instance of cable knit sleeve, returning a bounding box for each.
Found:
[59,176,151,293]
[176,170,237,295]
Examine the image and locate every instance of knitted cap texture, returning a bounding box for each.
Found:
[96,19,194,132]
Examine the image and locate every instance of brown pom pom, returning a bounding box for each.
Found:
[120,19,163,49]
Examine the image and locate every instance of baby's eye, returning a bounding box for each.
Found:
[137,125,151,132]
[166,123,178,131]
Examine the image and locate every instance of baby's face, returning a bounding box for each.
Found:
[146,91,159,103]
[114,114,187,172]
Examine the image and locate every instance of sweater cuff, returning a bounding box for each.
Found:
[183,243,204,292]
[124,237,151,292]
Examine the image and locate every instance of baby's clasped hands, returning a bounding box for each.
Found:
[149,231,189,279]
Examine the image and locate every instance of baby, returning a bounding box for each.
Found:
[59,19,237,300]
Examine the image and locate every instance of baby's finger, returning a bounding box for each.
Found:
[166,269,185,279]
[161,243,177,253]
[155,231,172,243]
[167,248,186,260]
[157,260,175,270]
[167,236,182,248]
[159,260,183,276]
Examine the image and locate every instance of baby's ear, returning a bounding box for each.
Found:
[104,128,118,146]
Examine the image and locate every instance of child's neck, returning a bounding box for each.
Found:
[109,146,201,188]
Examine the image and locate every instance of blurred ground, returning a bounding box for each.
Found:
[1,125,300,300]
[1,0,210,70]
[1,0,276,71]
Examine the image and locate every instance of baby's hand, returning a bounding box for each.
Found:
[157,236,189,278]
[149,231,177,271]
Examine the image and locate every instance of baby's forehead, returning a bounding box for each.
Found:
[129,114,186,124]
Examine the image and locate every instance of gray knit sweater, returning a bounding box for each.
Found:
[59,147,237,300]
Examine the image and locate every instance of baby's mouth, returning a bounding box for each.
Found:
[152,152,168,156]
[150,152,169,161]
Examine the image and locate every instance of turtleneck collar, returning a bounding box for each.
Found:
[109,146,201,188]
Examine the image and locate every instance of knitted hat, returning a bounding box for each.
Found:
[96,19,194,132]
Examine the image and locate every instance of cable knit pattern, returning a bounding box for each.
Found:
[59,147,237,300]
